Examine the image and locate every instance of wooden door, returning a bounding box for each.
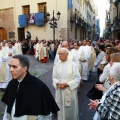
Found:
[0,27,7,41]
[18,28,25,41]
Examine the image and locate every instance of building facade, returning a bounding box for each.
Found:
[0,0,98,41]
[104,0,120,40]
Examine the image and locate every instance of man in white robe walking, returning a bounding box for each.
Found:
[53,48,81,120]
[14,40,22,55]
[0,45,11,89]
[78,40,91,81]
[5,40,17,64]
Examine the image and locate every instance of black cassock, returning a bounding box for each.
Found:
[1,72,59,117]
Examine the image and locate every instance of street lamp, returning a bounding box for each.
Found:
[47,10,61,41]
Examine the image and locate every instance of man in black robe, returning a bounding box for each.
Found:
[1,55,59,119]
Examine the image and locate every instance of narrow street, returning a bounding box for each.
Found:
[0,55,96,120]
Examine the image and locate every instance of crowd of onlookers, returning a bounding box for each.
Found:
[1,38,120,119]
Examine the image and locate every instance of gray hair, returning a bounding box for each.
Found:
[59,48,69,54]
[110,62,120,81]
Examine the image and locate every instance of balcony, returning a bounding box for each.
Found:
[112,24,120,31]
[111,17,120,31]
[87,23,92,33]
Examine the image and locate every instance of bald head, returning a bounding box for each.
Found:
[61,41,69,50]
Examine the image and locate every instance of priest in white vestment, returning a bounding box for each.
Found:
[78,40,91,81]
[38,42,44,61]
[54,41,79,68]
[1,41,7,52]
[56,40,62,54]
[14,40,22,55]
[53,48,81,120]
[71,42,81,71]
[87,41,96,74]
[4,41,16,84]
[0,45,12,88]
[35,40,41,59]
[71,42,80,61]
[5,41,17,64]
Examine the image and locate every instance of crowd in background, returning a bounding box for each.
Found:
[0,38,120,119]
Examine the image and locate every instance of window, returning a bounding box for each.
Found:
[22,5,30,14]
[38,2,47,20]
[38,2,46,12]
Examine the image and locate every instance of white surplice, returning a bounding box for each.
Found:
[53,59,81,120]
[78,45,91,81]
[71,49,80,60]
[14,42,22,55]
[0,49,12,88]
[5,46,17,64]
[35,43,40,59]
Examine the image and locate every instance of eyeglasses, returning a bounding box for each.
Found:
[58,53,64,55]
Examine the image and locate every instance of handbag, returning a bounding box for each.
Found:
[87,80,103,100]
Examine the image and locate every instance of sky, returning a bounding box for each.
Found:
[94,0,110,37]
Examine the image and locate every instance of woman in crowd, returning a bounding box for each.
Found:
[94,45,105,77]
[49,41,54,60]
[95,52,120,94]
[89,62,120,120]
[98,47,118,83]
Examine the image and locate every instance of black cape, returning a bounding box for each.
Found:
[1,72,59,117]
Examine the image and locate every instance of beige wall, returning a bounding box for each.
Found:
[68,0,88,41]
[14,0,67,40]
[0,0,14,9]
[0,0,15,40]
[0,0,97,41]
[0,8,15,34]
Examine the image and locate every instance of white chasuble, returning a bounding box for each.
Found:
[0,50,11,88]
[0,62,6,82]
[78,46,91,81]
[53,59,80,120]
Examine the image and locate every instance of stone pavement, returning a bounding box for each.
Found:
[0,55,97,120]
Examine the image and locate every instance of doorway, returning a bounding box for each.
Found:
[0,27,7,41]
[18,28,25,41]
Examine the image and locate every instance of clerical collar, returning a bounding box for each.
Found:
[17,80,22,82]
[61,59,68,63]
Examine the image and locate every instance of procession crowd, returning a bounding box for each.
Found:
[0,38,120,120]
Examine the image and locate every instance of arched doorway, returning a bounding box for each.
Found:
[0,27,7,41]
